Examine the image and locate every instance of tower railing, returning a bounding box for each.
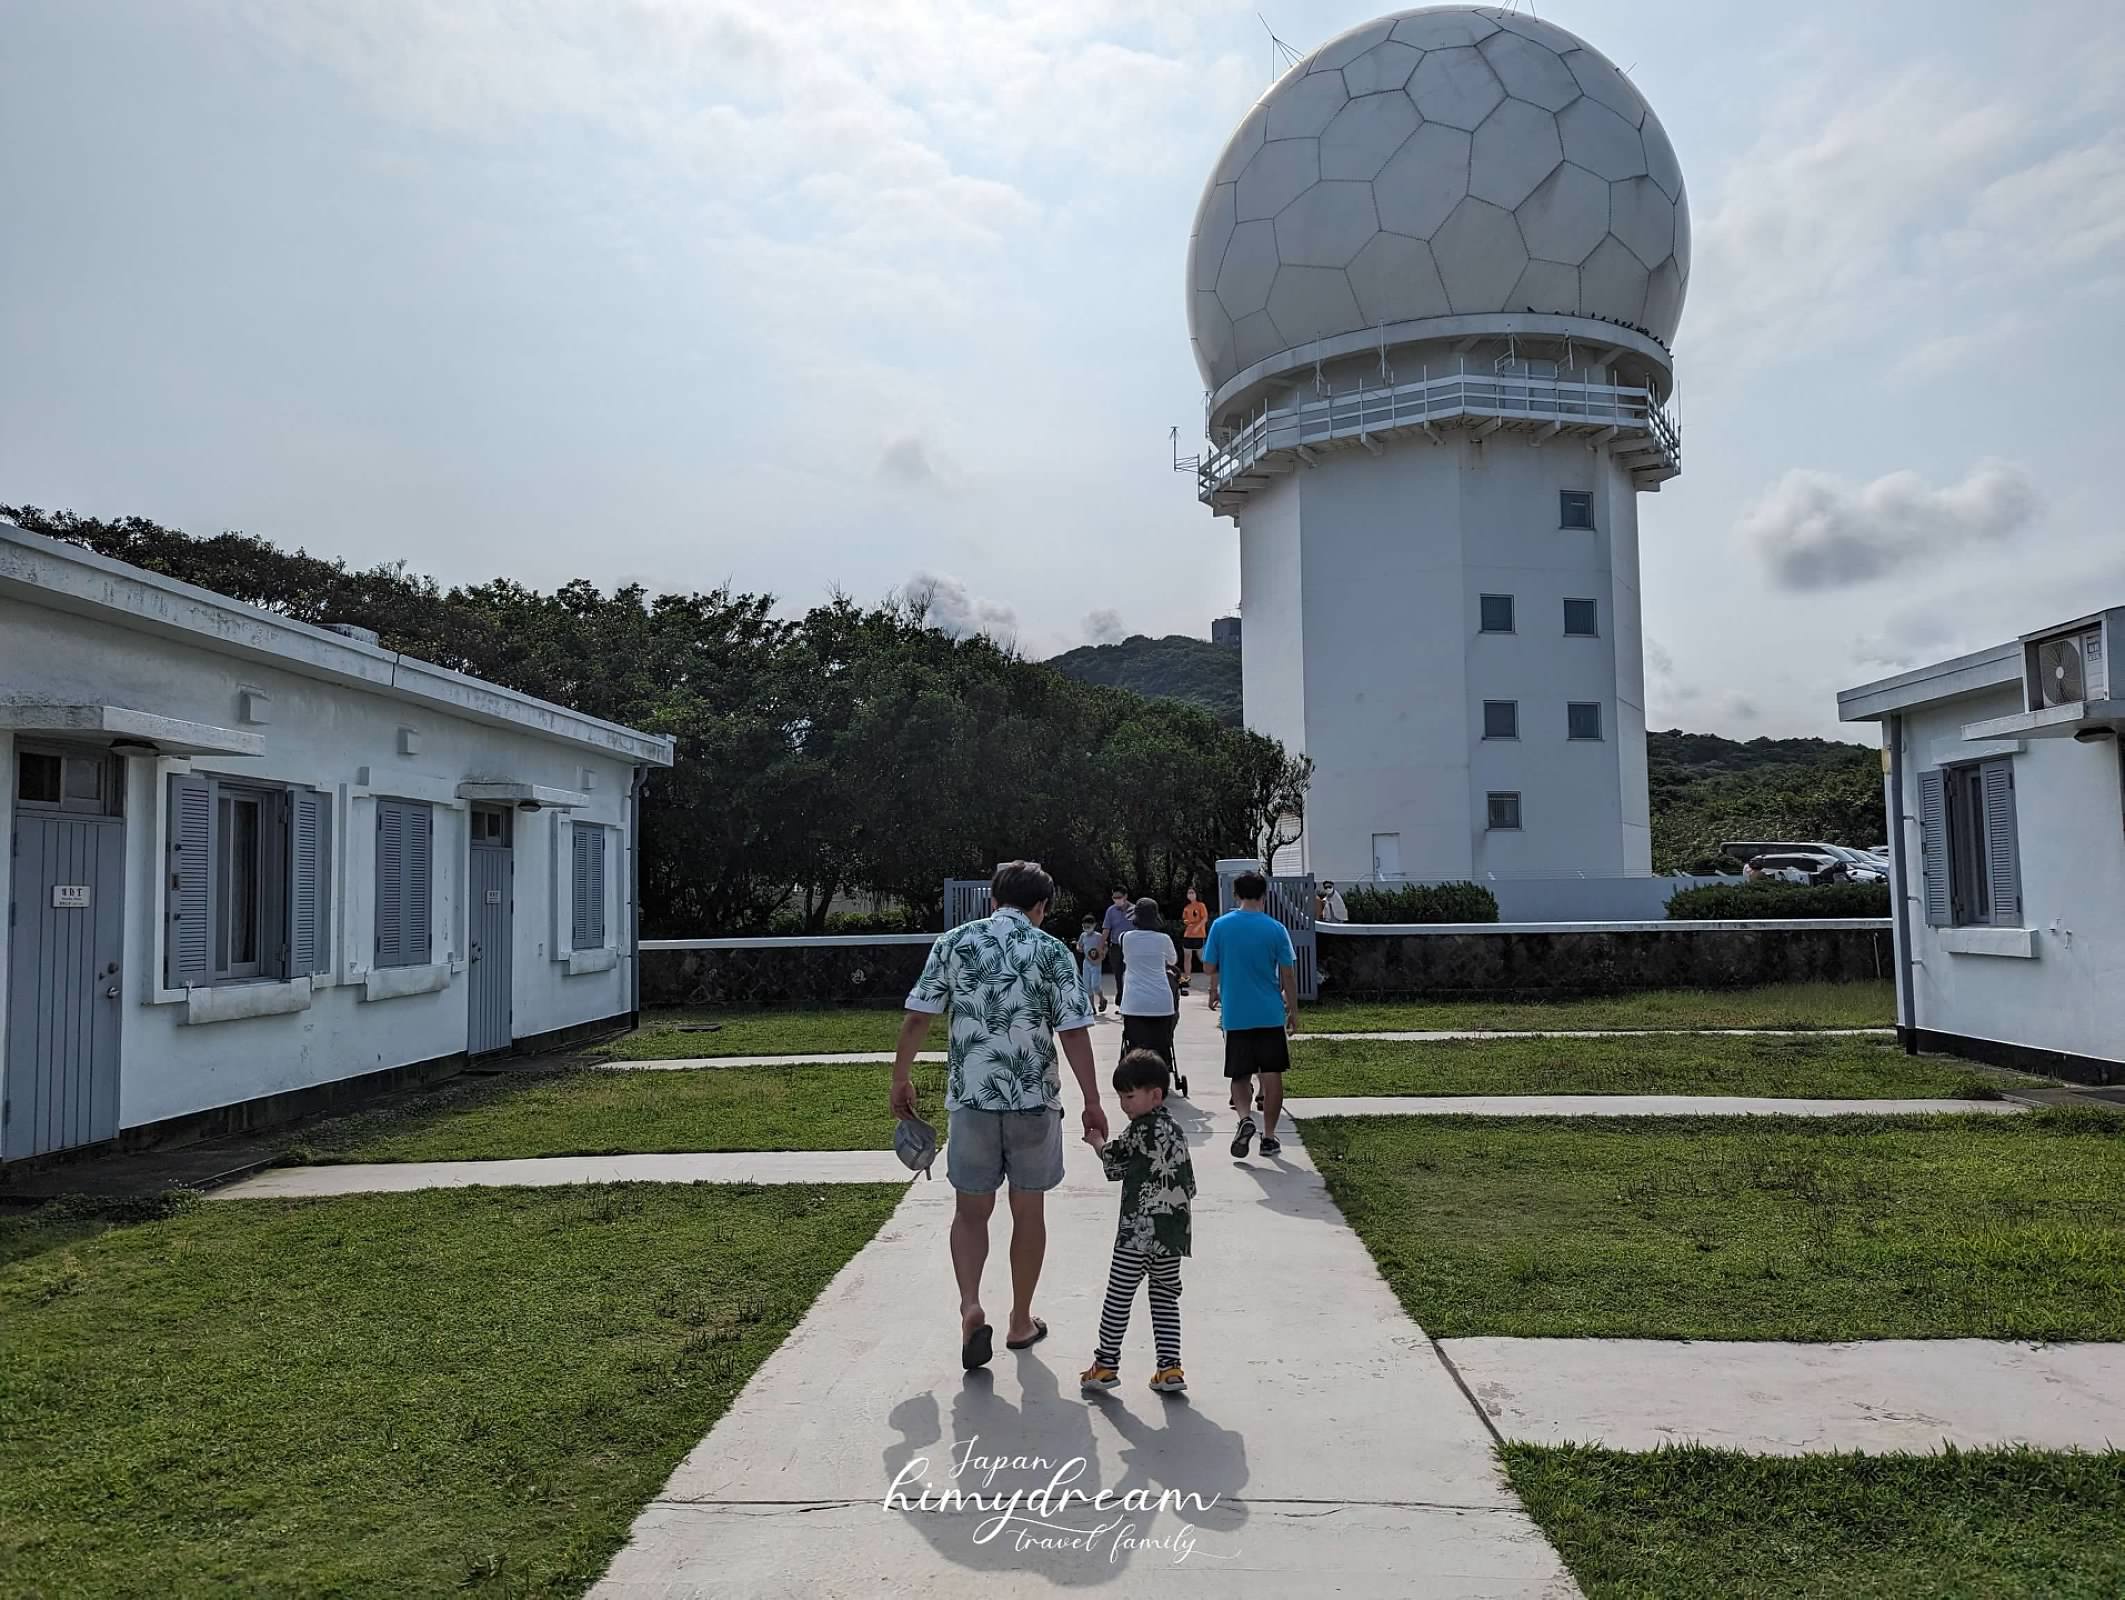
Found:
[1196,365,1681,503]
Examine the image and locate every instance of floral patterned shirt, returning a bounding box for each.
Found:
[1100,1106,1196,1257]
[905,908,1094,1112]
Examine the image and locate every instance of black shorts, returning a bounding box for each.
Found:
[1181,936,1205,952]
[1223,1025,1291,1079]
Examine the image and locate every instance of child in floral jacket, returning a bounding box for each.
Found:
[1081,1048,1197,1394]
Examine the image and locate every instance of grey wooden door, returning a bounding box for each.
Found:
[468,833,513,1055]
[6,813,125,1158]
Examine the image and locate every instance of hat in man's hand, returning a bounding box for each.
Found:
[894,1114,939,1179]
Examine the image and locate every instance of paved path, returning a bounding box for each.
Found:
[1285,1095,2025,1120]
[604,1027,1895,1069]
[591,998,1578,1598]
[213,1150,911,1197]
[603,1051,943,1070]
[1443,1338,2125,1454]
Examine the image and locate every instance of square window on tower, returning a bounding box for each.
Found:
[1559,491,1595,530]
[1563,598,1600,637]
[1486,791,1523,831]
[1479,594,1516,633]
[1482,700,1519,740]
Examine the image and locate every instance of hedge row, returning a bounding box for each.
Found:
[1341,882,1501,924]
[1665,881,1891,920]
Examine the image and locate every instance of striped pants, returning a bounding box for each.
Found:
[1094,1244,1183,1369]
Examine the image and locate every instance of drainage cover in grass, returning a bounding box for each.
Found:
[1502,1442,2125,1600]
[1310,1109,2125,1340]
[0,1181,900,1597]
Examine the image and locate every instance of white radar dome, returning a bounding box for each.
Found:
[1186,5,1689,394]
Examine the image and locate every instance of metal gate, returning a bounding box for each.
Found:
[467,809,513,1055]
[6,812,125,1158]
[1214,866,1318,1002]
[944,879,993,928]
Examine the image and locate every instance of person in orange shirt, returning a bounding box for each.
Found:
[1178,884,1210,996]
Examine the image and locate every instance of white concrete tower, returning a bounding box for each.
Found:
[1187,6,1687,886]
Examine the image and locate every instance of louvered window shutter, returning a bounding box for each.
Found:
[587,826,607,948]
[1981,760,2022,927]
[571,824,594,950]
[405,803,433,964]
[1916,769,1951,928]
[165,774,214,987]
[290,789,333,976]
[375,800,406,968]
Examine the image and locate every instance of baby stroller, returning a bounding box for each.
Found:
[1167,964,1189,1098]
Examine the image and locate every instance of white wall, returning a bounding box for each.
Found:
[1892,686,2125,1064]
[1,595,643,1131]
[1234,429,1647,886]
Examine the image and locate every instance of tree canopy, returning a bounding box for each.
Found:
[5,507,1309,934]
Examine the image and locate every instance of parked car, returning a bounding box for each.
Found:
[1743,852,1848,886]
[1721,840,1887,884]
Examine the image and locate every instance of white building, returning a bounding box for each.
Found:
[1839,609,2125,1080]
[1186,6,1687,888]
[1,525,674,1161]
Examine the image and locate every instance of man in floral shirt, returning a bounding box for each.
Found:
[892,861,1107,1371]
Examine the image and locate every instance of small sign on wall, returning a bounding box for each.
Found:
[485,889,503,905]
[53,885,92,908]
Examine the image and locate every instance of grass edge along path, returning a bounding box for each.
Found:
[292,1064,949,1165]
[1304,980,1894,1035]
[1501,1441,2125,1600]
[0,1181,901,1598]
[601,1007,945,1060]
[1309,1108,2125,1341]
[1291,1032,2023,1101]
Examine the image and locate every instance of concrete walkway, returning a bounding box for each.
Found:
[1443,1338,2125,1454]
[590,998,1578,1598]
[213,1149,911,1197]
[1285,1095,2025,1120]
[604,1026,1896,1069]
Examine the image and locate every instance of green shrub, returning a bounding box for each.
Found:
[1342,882,1500,924]
[1665,880,1891,920]
[762,909,924,936]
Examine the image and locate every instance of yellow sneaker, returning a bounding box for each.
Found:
[1080,1363,1120,1391]
[1149,1365,1187,1393]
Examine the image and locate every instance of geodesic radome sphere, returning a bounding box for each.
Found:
[1186,5,1689,394]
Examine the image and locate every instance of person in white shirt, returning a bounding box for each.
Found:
[1117,897,1179,1069]
[1320,880,1349,923]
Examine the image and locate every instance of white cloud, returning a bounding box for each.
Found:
[903,569,1016,642]
[877,435,945,488]
[1687,26,2125,374]
[1082,607,1126,645]
[1738,459,2038,591]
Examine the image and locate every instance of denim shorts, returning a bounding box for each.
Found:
[946,1106,1066,1193]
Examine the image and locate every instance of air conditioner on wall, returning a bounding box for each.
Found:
[2022,610,2123,713]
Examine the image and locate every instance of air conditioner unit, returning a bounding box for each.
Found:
[2022,610,2123,712]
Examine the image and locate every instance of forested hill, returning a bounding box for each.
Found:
[1044,637,1882,870]
[1045,634,1243,724]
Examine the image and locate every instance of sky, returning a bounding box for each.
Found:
[4,0,2122,739]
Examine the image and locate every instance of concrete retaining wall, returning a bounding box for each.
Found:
[640,920,1894,1008]
[641,934,935,1010]
[1318,919,1893,999]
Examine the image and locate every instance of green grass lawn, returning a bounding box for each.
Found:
[601,1007,945,1060]
[1503,1443,2125,1599]
[1292,1032,2025,1100]
[292,1064,948,1164]
[1309,1109,2125,1339]
[0,1182,899,1598]
[1304,980,1894,1034]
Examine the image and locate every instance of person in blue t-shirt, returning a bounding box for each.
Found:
[1199,870,1297,1159]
